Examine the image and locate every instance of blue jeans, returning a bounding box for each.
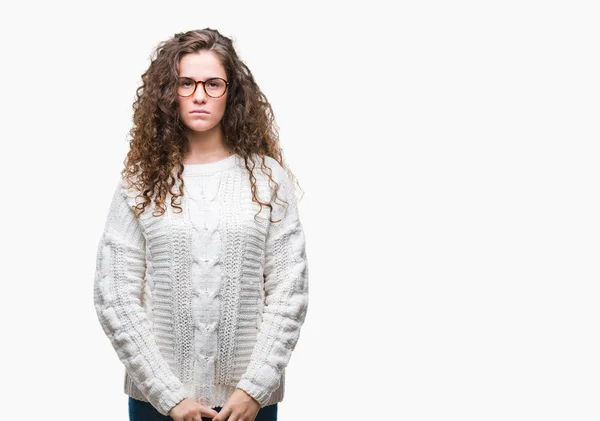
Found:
[128,397,278,421]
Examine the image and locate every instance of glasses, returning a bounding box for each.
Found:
[176,77,229,98]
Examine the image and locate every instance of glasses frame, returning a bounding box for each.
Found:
[176,77,230,98]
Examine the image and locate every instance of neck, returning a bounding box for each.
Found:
[183,124,232,163]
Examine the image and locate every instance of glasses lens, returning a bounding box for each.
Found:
[177,78,195,97]
[205,78,226,97]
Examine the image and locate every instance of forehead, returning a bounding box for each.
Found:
[178,51,226,79]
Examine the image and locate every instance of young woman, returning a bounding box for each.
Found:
[93,28,309,421]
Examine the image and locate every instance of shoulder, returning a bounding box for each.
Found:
[244,154,294,205]
[252,154,288,184]
[108,173,143,211]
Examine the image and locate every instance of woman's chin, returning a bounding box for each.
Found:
[185,122,216,133]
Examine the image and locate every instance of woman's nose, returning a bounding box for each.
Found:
[194,83,208,101]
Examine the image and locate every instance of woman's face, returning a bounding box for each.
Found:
[176,51,228,134]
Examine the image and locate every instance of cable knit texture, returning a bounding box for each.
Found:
[93,154,309,416]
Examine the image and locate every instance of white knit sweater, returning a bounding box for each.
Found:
[93,153,309,416]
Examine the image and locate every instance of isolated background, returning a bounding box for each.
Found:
[1,1,598,420]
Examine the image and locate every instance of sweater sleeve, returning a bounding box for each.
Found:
[93,181,189,416]
[236,163,309,405]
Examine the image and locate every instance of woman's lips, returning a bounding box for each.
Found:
[191,110,210,114]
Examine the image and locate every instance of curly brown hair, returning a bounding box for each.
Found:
[120,27,301,223]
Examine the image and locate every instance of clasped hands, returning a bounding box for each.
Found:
[169,387,261,421]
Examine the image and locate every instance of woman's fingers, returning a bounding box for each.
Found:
[169,398,220,421]
[212,406,232,421]
[200,406,219,418]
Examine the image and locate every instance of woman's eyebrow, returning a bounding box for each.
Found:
[179,75,223,80]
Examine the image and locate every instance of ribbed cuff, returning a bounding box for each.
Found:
[155,386,189,416]
[236,378,272,407]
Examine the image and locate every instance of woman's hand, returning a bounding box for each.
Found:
[212,388,261,421]
[168,398,219,421]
